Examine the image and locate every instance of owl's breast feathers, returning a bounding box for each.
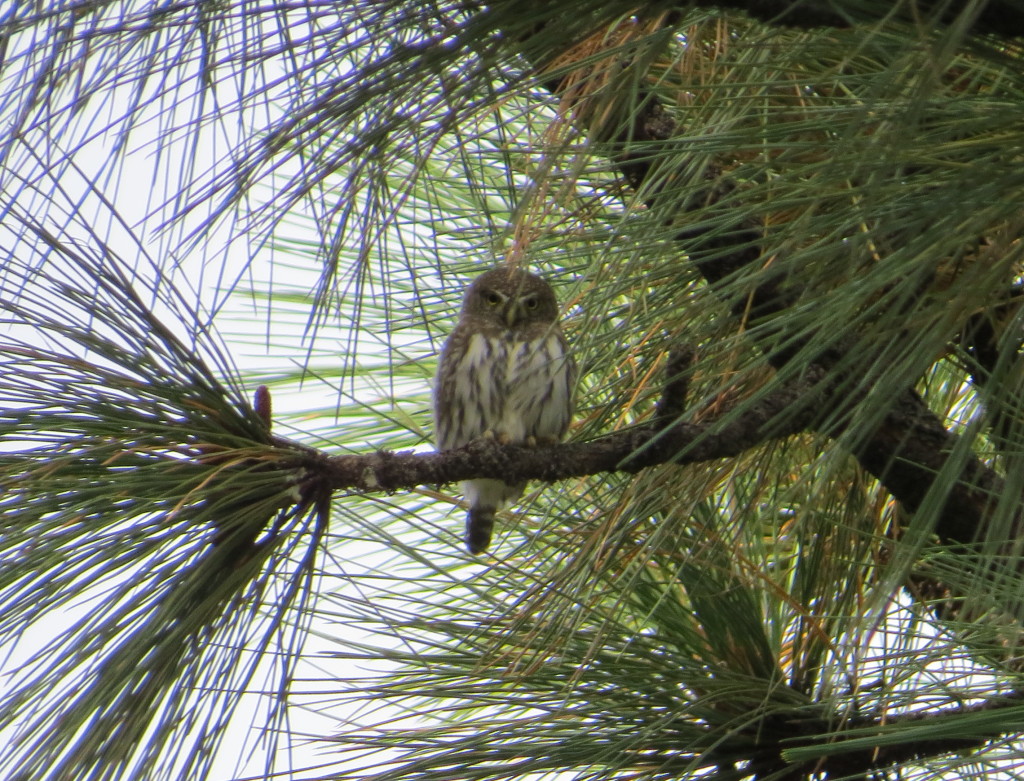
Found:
[434,327,574,451]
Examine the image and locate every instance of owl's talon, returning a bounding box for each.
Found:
[479,430,512,445]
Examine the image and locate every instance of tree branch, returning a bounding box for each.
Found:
[801,690,1024,777]
[531,19,1005,551]
[291,361,829,495]
[694,0,1024,38]
[666,687,1024,778]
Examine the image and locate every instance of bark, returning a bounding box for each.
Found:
[699,0,1024,37]
[524,15,1007,552]
[286,360,831,494]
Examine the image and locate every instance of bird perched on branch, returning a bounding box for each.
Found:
[434,267,575,553]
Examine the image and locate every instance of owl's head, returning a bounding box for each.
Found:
[461,267,560,328]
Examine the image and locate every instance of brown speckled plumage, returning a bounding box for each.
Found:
[434,267,575,553]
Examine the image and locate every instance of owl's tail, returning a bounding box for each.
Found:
[465,506,496,554]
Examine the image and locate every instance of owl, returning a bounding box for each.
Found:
[434,267,576,553]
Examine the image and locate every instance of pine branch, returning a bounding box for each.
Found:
[285,361,998,549]
[300,359,828,495]
[691,0,1024,37]
[523,14,1007,553]
[786,690,1024,777]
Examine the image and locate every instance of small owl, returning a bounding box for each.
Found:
[434,267,575,553]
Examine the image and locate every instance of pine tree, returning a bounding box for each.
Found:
[3,2,1024,779]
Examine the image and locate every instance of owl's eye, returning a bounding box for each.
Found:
[484,291,502,306]
[523,296,538,310]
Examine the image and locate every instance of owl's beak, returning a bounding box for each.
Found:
[505,304,519,328]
